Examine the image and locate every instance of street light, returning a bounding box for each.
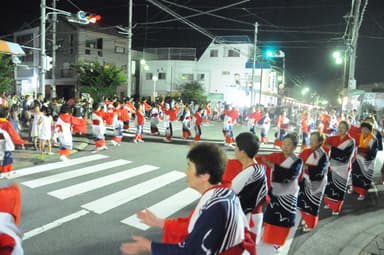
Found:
[152,75,158,100]
[301,87,310,95]
[332,51,343,65]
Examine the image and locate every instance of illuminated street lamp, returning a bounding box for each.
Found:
[301,87,310,95]
[332,51,343,65]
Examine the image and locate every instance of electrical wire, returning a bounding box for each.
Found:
[140,0,252,26]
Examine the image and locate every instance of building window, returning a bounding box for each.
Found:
[85,40,96,55]
[97,51,103,57]
[158,72,166,80]
[115,46,125,54]
[181,73,193,81]
[96,38,103,49]
[222,71,230,75]
[86,40,96,49]
[227,48,240,57]
[197,74,205,81]
[210,49,218,57]
[146,73,153,80]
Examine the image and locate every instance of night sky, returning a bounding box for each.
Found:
[1,0,383,95]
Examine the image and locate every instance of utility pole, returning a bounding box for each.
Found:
[348,0,362,91]
[250,22,258,106]
[40,0,47,99]
[127,0,133,98]
[51,0,57,99]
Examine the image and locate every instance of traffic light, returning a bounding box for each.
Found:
[77,11,102,24]
[43,55,53,71]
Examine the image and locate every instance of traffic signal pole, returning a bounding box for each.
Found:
[127,0,133,98]
[40,0,47,99]
[251,22,258,106]
[51,0,57,99]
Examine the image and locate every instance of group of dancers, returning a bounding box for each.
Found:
[219,107,382,252]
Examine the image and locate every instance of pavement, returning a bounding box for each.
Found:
[10,120,384,255]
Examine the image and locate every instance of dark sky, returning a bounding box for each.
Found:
[1,0,384,93]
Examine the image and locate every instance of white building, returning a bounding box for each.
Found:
[141,36,282,107]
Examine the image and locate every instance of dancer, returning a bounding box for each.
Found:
[91,104,108,151]
[0,108,28,178]
[120,143,256,255]
[0,184,24,255]
[55,104,87,161]
[297,131,329,232]
[323,120,356,215]
[258,133,303,252]
[350,122,378,200]
[193,107,203,141]
[133,104,145,143]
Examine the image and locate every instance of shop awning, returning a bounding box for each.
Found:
[0,40,25,55]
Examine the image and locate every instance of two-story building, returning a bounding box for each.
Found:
[13,18,142,100]
[141,36,282,107]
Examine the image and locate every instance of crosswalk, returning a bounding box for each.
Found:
[9,153,298,255]
[8,154,200,241]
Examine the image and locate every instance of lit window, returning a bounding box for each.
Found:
[181,73,193,80]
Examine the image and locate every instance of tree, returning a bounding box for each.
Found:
[180,81,207,105]
[0,54,15,93]
[71,61,126,103]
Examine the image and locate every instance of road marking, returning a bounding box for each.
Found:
[121,188,200,230]
[9,154,108,179]
[82,171,186,214]
[22,159,131,188]
[23,209,89,240]
[48,165,159,199]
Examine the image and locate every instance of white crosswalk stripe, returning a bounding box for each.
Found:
[82,171,185,214]
[22,159,131,188]
[8,154,108,179]
[48,164,160,200]
[121,188,200,230]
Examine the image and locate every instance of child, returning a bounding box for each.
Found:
[133,103,145,143]
[38,106,54,154]
[0,107,28,178]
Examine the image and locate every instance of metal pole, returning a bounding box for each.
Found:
[51,0,57,99]
[40,0,46,99]
[282,56,286,89]
[251,22,258,106]
[259,59,263,105]
[348,0,362,91]
[127,0,133,98]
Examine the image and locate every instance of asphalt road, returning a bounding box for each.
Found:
[1,120,383,255]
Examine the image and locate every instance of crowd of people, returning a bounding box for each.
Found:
[0,91,384,254]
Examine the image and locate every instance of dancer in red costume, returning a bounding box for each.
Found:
[0,184,23,255]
